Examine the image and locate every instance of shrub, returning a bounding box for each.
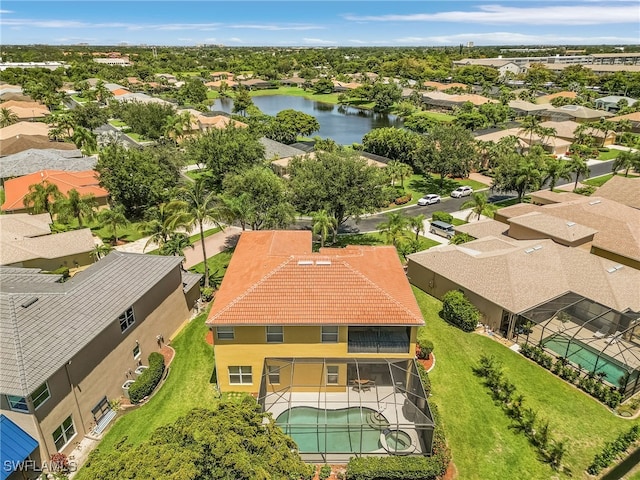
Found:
[128,352,165,404]
[416,361,432,397]
[416,339,434,359]
[48,266,70,281]
[431,211,453,224]
[573,185,596,196]
[319,464,332,480]
[201,287,215,301]
[441,291,480,332]
[394,195,411,205]
[587,425,640,475]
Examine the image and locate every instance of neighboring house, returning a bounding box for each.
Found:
[206,231,434,460]
[271,151,386,178]
[280,76,307,87]
[541,105,614,123]
[507,100,552,118]
[595,176,640,210]
[155,73,177,84]
[197,114,247,131]
[0,213,95,270]
[110,92,172,105]
[453,58,525,77]
[204,80,238,89]
[0,149,90,182]
[0,252,201,473]
[0,122,49,141]
[0,100,49,121]
[1,170,109,213]
[0,136,79,158]
[423,81,468,91]
[237,78,273,90]
[93,57,131,66]
[594,95,638,112]
[609,111,640,133]
[538,119,616,146]
[332,81,362,92]
[259,137,308,161]
[422,91,496,110]
[210,71,234,82]
[535,91,577,105]
[0,62,67,71]
[474,126,571,156]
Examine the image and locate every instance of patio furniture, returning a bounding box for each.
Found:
[607,331,622,344]
[352,379,375,392]
[593,328,608,338]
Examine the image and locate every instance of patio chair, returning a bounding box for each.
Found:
[606,331,622,344]
[593,328,608,338]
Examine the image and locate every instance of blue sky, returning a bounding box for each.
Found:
[1,1,639,46]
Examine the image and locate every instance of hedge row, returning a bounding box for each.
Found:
[441,290,480,332]
[587,425,640,475]
[128,352,165,404]
[431,211,453,224]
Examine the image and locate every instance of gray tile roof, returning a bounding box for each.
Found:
[181,271,201,294]
[0,251,184,396]
[0,149,91,179]
[259,137,307,159]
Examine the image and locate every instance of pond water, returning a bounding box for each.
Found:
[211,95,403,145]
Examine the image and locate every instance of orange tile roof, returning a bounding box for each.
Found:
[207,231,424,326]
[2,170,108,211]
[111,88,130,96]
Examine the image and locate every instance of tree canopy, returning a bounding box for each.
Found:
[420,123,478,183]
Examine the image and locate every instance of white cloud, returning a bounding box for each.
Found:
[229,24,323,31]
[228,37,243,43]
[394,31,640,45]
[344,4,639,26]
[0,9,14,14]
[349,39,367,44]
[302,38,338,45]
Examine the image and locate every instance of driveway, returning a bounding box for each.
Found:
[183,226,242,269]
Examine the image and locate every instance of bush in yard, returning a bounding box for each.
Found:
[128,352,165,404]
[441,291,480,332]
[587,424,640,475]
[319,464,332,480]
[431,211,453,224]
[394,195,411,205]
[416,361,432,397]
[416,338,434,359]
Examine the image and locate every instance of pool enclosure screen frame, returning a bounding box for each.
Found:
[257,357,435,462]
[512,292,640,399]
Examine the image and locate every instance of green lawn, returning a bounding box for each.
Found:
[246,86,355,106]
[585,172,640,187]
[90,220,146,244]
[125,132,148,142]
[402,110,456,123]
[189,249,235,279]
[93,312,216,452]
[401,174,490,206]
[414,288,639,480]
[206,90,221,100]
[597,149,622,161]
[71,94,89,103]
[108,119,127,128]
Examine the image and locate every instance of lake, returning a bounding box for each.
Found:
[211,96,403,145]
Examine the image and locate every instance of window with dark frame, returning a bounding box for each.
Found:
[268,365,280,384]
[266,326,283,343]
[133,344,141,359]
[119,307,135,333]
[52,416,76,450]
[326,365,339,385]
[216,326,235,340]
[321,326,339,343]
[229,366,252,384]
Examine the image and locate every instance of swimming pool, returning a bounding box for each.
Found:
[275,406,386,453]
[542,336,628,386]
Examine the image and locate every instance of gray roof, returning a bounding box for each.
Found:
[0,149,91,179]
[181,271,202,294]
[0,267,62,283]
[259,137,307,160]
[0,251,185,396]
[0,228,96,266]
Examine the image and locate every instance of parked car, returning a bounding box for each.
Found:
[429,220,455,239]
[451,186,473,198]
[417,194,441,206]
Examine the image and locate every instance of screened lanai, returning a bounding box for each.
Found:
[514,292,640,399]
[257,358,435,463]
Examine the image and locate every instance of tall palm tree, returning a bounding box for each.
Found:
[159,232,193,258]
[461,192,497,221]
[94,80,113,105]
[396,162,414,188]
[72,126,97,154]
[568,156,591,190]
[56,189,97,226]
[377,212,409,247]
[518,115,543,145]
[91,243,113,261]
[219,193,253,231]
[98,206,128,245]
[311,210,337,248]
[612,150,640,177]
[515,158,544,202]
[407,214,426,241]
[168,179,223,288]
[23,181,63,215]
[543,157,573,190]
[0,107,19,127]
[138,203,187,252]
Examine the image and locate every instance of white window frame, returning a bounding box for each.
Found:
[216,326,235,340]
[52,415,76,451]
[133,344,141,360]
[119,307,135,333]
[266,326,283,343]
[267,365,280,385]
[6,395,29,413]
[30,382,51,410]
[228,366,252,385]
[321,326,339,343]
[326,366,339,385]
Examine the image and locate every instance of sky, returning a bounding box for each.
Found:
[1,1,639,47]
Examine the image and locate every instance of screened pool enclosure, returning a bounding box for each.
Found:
[257,358,435,463]
[511,292,640,399]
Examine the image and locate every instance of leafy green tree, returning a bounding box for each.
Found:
[0,107,19,127]
[91,243,113,261]
[22,181,62,215]
[71,102,109,130]
[114,100,176,140]
[72,126,97,154]
[219,192,253,231]
[420,123,478,185]
[377,212,409,247]
[288,150,388,241]
[74,401,311,480]
[362,127,424,170]
[492,148,546,202]
[461,192,497,221]
[612,150,640,177]
[56,189,97,226]
[93,80,113,105]
[222,166,295,230]
[168,179,223,288]
[313,78,334,94]
[403,113,438,134]
[98,206,128,245]
[311,209,337,247]
[184,125,265,192]
[408,214,426,241]
[371,82,402,112]
[568,155,591,190]
[273,109,320,139]
[232,87,253,116]
[543,157,573,190]
[178,77,207,105]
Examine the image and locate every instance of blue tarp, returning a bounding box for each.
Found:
[0,414,39,480]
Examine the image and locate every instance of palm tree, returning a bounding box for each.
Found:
[23,181,63,215]
[91,243,113,261]
[518,115,543,145]
[72,126,97,154]
[0,107,19,127]
[612,150,640,177]
[386,161,402,186]
[377,212,409,247]
[396,162,413,188]
[568,156,591,190]
[168,179,223,288]
[311,210,337,248]
[407,214,426,241]
[138,203,186,252]
[98,206,128,245]
[56,189,97,226]
[515,158,544,202]
[219,193,253,231]
[461,192,497,221]
[543,157,573,190]
[94,80,113,105]
[159,232,193,257]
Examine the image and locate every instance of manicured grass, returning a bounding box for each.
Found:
[404,174,489,203]
[494,196,531,208]
[94,312,216,452]
[450,218,468,226]
[598,149,622,161]
[413,288,639,480]
[90,220,146,244]
[585,172,640,187]
[125,132,148,142]
[399,110,455,123]
[325,233,440,261]
[189,249,234,279]
[206,90,221,99]
[247,86,349,106]
[146,227,223,255]
[71,94,89,103]
[108,119,127,128]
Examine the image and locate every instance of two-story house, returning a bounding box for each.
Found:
[206,231,434,462]
[0,252,201,478]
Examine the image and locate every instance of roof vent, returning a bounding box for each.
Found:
[297,260,313,266]
[589,200,601,205]
[315,260,332,266]
[533,245,543,250]
[21,297,39,308]
[524,248,535,254]
[566,222,576,227]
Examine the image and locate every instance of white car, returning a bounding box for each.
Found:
[417,194,441,206]
[451,186,473,198]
